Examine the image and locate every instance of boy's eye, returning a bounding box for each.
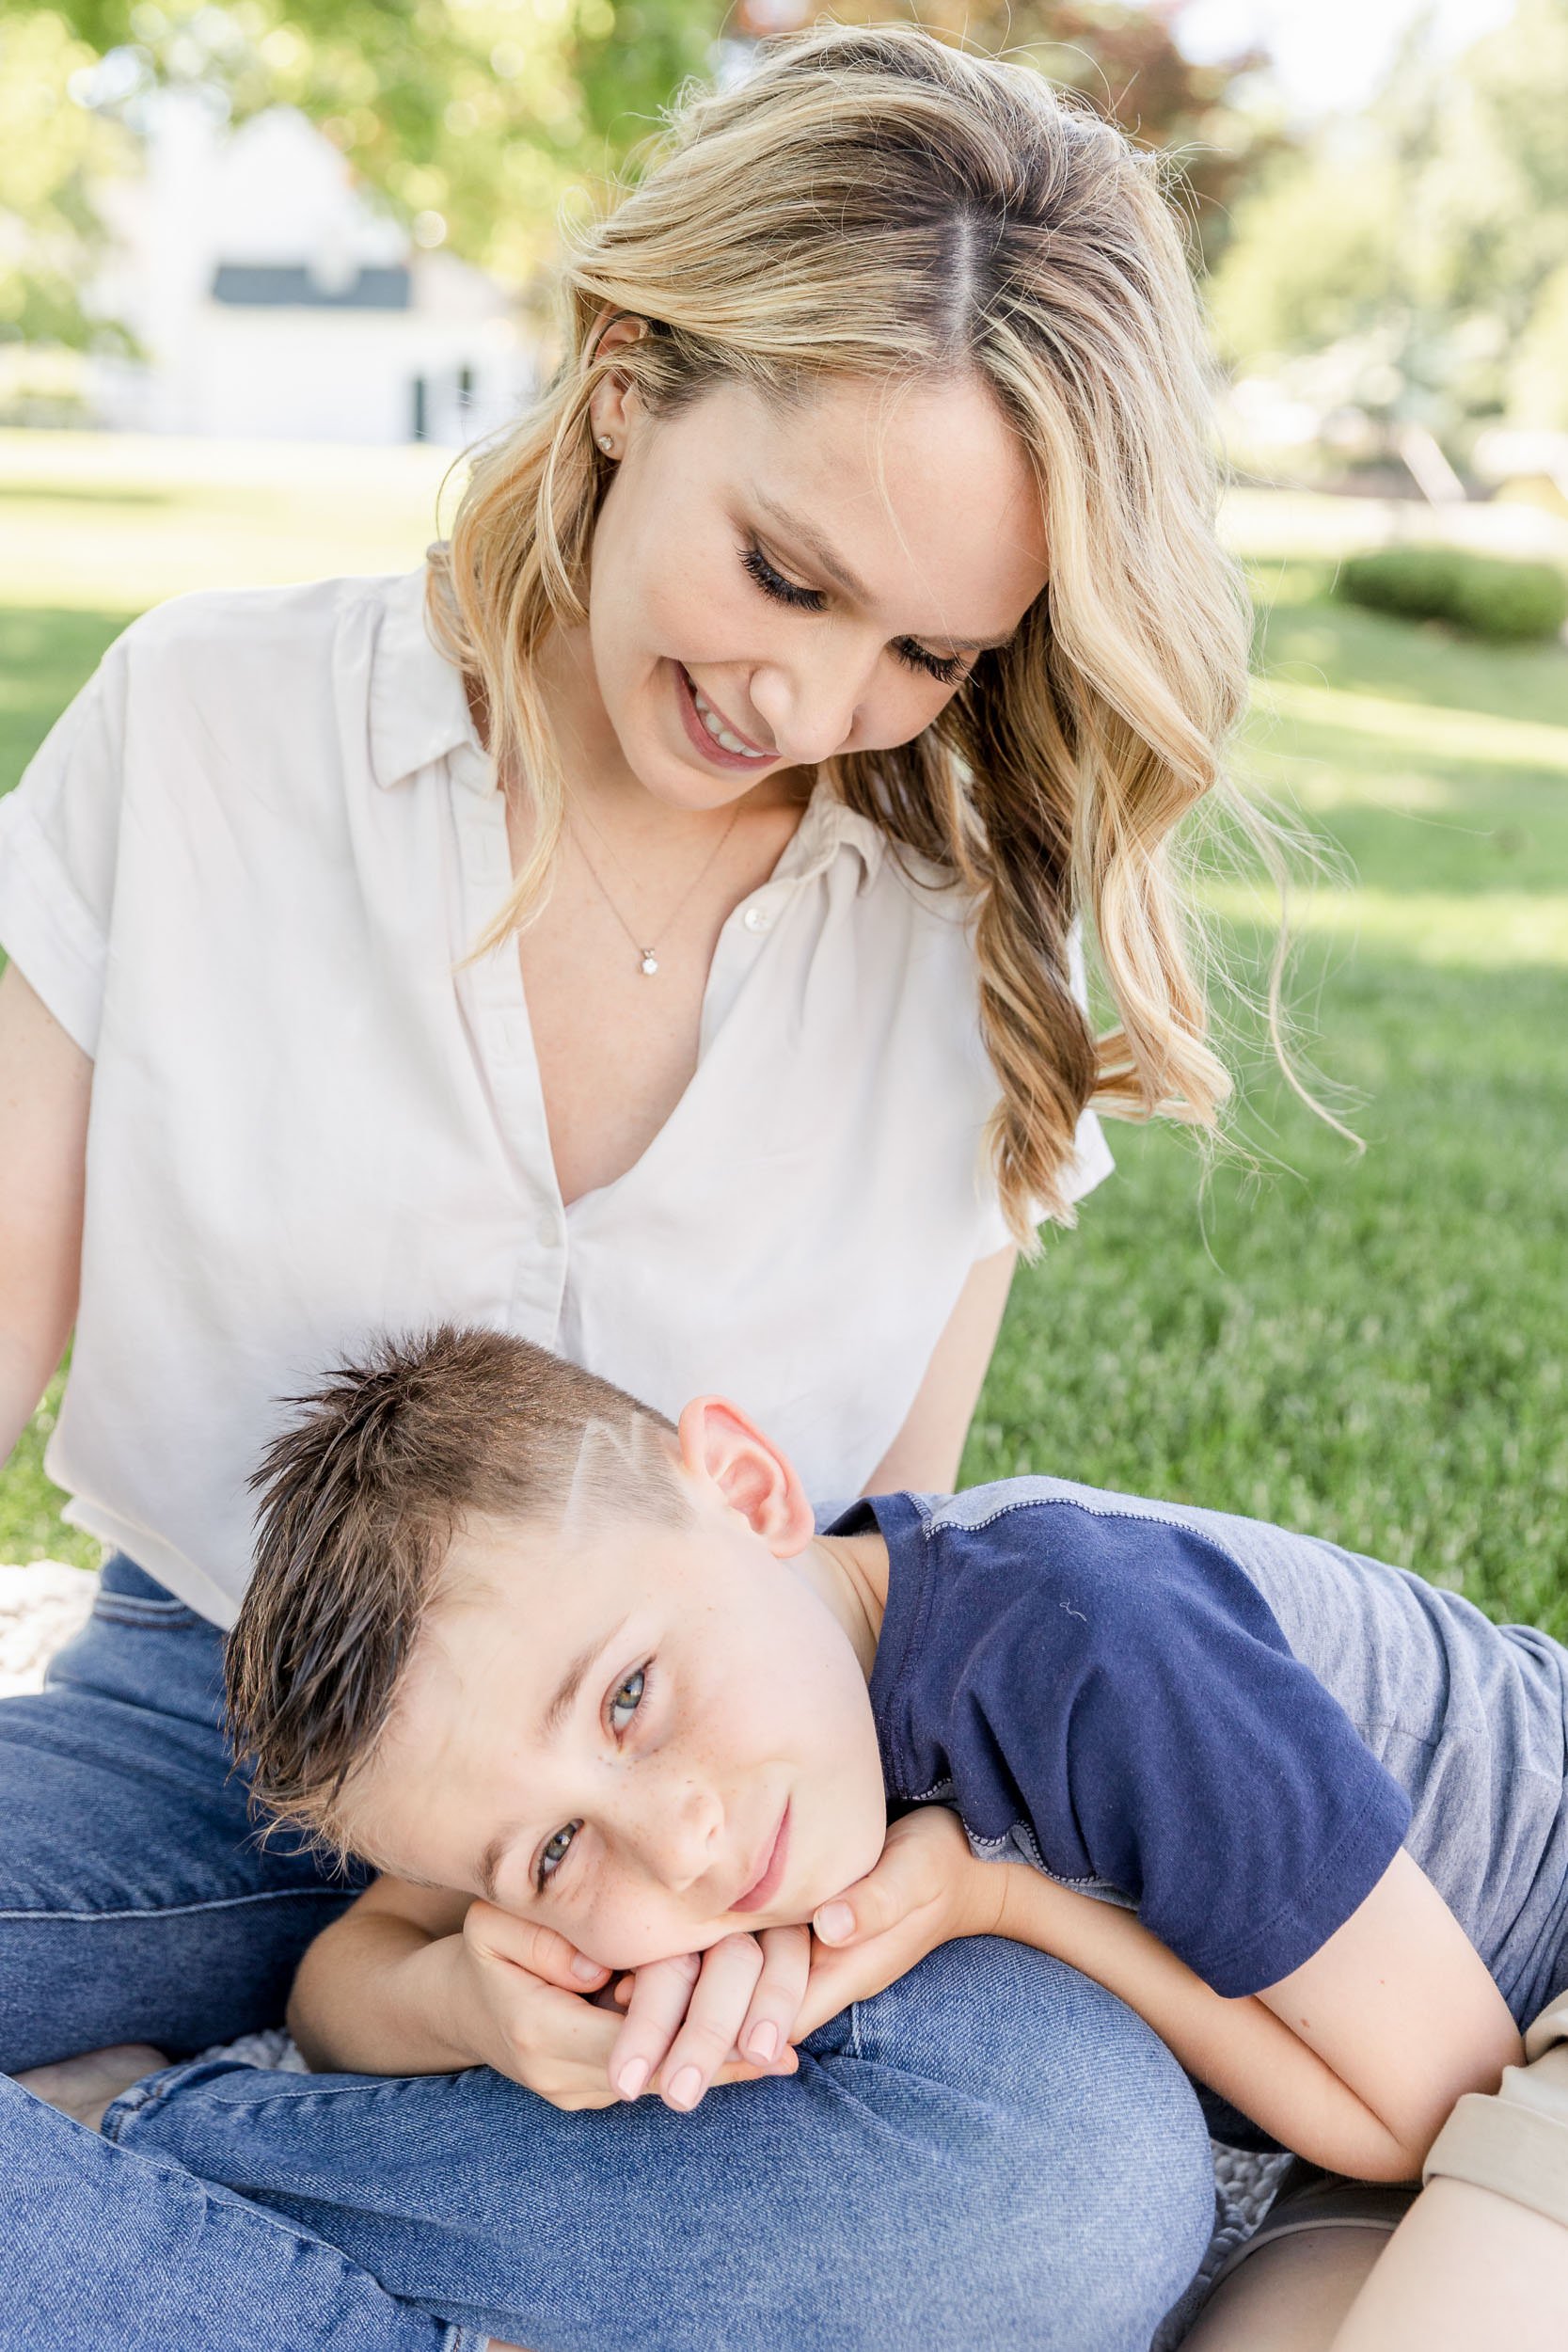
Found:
[537,1820,579,1890]
[609,1666,645,1734]
[739,540,971,689]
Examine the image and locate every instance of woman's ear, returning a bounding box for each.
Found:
[587,313,651,457]
[674,1394,816,1554]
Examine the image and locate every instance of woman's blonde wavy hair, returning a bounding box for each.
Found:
[428,19,1257,1254]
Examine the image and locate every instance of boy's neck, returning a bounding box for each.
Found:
[803,1527,891,1685]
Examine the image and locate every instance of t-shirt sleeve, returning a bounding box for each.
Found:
[0,634,131,1057]
[977,1509,1413,1996]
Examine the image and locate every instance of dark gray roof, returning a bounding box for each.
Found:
[210,263,412,310]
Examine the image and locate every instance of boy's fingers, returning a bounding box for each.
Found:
[651,1934,767,2110]
[712,2047,800,2087]
[812,1807,964,1946]
[737,1922,813,2065]
[607,1951,704,2101]
[812,1852,916,1947]
[466,1899,610,1993]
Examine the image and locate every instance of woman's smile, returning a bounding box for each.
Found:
[673,660,777,771]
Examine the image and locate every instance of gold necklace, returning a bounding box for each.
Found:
[567,799,744,976]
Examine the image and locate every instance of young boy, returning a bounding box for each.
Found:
[229,1323,1568,2349]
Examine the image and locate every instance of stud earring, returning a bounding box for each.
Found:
[598,434,614,453]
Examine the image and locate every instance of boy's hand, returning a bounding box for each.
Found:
[792,1805,1004,2041]
[449,1899,626,2107]
[451,1903,800,2111]
[607,1927,809,2110]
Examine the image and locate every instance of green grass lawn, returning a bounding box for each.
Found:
[1,442,1565,1627]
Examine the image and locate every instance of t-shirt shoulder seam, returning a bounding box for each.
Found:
[942,1488,1259,1591]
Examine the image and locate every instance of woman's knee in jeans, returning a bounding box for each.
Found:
[850,1935,1216,2339]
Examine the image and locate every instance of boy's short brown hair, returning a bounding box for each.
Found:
[225,1323,691,1854]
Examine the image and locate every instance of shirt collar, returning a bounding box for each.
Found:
[368,563,490,794]
[774,771,887,892]
[367,563,888,889]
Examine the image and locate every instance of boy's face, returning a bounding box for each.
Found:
[339,1454,891,1970]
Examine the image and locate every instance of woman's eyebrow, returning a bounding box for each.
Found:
[749,488,1017,653]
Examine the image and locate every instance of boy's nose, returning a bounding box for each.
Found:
[637,1776,725,1896]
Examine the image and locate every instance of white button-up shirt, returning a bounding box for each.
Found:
[0,566,1111,1626]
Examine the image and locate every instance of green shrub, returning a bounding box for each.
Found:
[1333,546,1568,642]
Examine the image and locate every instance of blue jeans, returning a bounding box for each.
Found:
[0,1556,1216,2350]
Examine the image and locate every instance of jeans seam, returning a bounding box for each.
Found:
[120,2073,468,2114]
[89,1604,205,1629]
[0,1887,354,1923]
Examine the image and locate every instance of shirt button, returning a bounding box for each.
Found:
[742,903,771,932]
[536,1214,562,1251]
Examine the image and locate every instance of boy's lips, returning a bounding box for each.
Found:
[730,1800,790,1914]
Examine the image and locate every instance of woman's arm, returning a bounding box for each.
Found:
[862,1244,1016,1494]
[0,961,90,1468]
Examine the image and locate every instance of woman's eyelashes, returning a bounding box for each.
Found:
[738,541,970,687]
[533,1661,654,1894]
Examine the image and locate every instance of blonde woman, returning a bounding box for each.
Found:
[0,24,1244,2347]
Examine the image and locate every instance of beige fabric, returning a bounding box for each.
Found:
[0,565,1112,1624]
[1422,1992,1568,2228]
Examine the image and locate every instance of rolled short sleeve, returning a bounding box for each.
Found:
[1044,1516,1413,1994]
[0,635,130,1056]
[879,1494,1416,1999]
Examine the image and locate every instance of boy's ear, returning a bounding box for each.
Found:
[675,1395,816,1554]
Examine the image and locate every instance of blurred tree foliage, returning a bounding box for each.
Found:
[0,11,138,347]
[31,0,723,292]
[4,0,1278,351]
[1207,0,1568,443]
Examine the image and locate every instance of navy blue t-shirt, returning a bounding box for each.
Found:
[824,1483,1414,1998]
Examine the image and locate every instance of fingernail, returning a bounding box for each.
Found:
[746,2022,779,2063]
[616,2058,649,2101]
[666,2065,702,2110]
[571,1954,603,1983]
[815,1902,854,1945]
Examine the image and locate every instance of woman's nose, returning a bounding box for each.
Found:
[750,649,868,765]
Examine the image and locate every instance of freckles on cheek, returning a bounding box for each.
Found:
[581,1895,694,1976]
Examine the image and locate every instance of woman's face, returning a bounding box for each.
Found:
[573,354,1051,811]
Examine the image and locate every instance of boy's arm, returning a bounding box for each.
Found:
[1254,1847,1523,2167]
[289,1875,663,2111]
[798,1810,1516,2181]
[990,1849,1521,2180]
[286,1875,485,2076]
[987,1862,1423,2175]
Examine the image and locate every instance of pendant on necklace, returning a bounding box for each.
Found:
[640,949,659,976]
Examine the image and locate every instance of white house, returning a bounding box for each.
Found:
[91,96,533,446]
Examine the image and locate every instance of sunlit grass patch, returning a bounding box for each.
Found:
[972,562,1568,1629]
